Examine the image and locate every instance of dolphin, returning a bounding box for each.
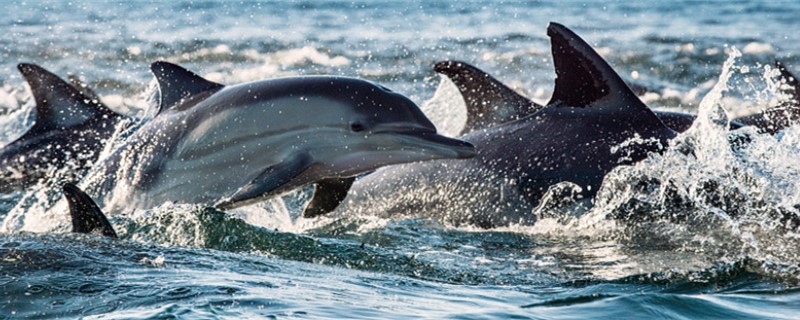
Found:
[0,64,124,193]
[303,22,679,227]
[63,183,117,238]
[435,60,800,134]
[76,61,474,212]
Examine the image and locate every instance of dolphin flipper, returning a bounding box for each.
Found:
[17,63,116,131]
[433,60,543,134]
[150,61,224,114]
[303,177,356,218]
[216,153,314,210]
[63,183,117,238]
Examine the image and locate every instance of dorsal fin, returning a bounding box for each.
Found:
[546,22,668,127]
[17,63,115,131]
[547,23,641,108]
[433,60,543,134]
[63,183,118,238]
[776,61,800,102]
[150,61,224,115]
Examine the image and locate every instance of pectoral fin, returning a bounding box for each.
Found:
[303,177,356,218]
[215,154,313,210]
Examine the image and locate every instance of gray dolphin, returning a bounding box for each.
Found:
[305,22,679,227]
[63,183,117,238]
[0,64,123,193]
[77,61,474,212]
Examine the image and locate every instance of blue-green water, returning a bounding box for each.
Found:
[2,1,800,319]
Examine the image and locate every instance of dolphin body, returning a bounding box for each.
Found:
[77,61,474,212]
[0,64,123,193]
[306,23,682,227]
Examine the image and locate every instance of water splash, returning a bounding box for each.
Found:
[0,85,34,147]
[580,48,800,270]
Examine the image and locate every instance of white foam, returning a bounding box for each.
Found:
[742,42,774,55]
[270,46,350,67]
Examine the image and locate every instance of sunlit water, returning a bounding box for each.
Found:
[2,1,800,319]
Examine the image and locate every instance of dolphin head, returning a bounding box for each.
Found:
[274,76,475,177]
[145,63,476,209]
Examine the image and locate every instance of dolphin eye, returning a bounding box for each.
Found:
[350,122,366,132]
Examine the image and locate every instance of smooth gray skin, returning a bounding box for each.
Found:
[0,64,123,193]
[325,22,678,227]
[77,62,474,213]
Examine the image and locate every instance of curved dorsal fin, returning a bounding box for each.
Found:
[546,22,668,127]
[63,183,118,238]
[18,63,115,131]
[434,60,543,134]
[150,61,224,115]
[546,23,639,107]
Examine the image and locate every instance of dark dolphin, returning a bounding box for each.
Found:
[304,22,678,227]
[0,64,124,193]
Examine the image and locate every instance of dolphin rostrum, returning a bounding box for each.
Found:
[0,64,124,193]
[77,61,475,212]
[63,183,117,238]
[304,22,679,227]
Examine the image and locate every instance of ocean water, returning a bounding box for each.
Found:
[1,1,800,319]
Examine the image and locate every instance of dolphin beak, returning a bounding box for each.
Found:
[392,130,476,159]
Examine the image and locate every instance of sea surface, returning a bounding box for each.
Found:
[2,1,800,319]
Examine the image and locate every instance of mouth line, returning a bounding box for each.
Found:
[388,130,475,159]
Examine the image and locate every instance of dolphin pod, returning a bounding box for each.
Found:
[69,61,474,214]
[301,22,800,227]
[0,64,125,193]
[4,22,799,232]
